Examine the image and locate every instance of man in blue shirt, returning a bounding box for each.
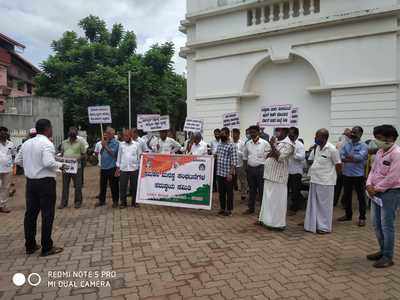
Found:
[96,127,120,208]
[337,126,369,226]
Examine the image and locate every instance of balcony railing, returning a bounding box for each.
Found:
[247,0,320,26]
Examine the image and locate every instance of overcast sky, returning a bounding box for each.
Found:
[0,0,187,74]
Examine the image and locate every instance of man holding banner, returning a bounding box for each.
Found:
[115,129,141,208]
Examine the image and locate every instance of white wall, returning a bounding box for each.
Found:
[242,56,330,147]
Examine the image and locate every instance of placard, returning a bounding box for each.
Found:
[137,114,160,130]
[260,104,292,128]
[136,154,214,210]
[223,112,240,129]
[290,107,299,126]
[141,115,170,132]
[88,106,112,124]
[183,118,203,133]
[56,157,78,174]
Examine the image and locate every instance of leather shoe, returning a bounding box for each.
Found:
[0,207,11,213]
[26,245,40,255]
[373,257,394,268]
[337,216,352,222]
[366,251,383,261]
[40,247,64,257]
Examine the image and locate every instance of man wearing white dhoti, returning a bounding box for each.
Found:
[304,129,342,234]
[258,128,294,230]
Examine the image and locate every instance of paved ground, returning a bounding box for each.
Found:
[1,166,400,300]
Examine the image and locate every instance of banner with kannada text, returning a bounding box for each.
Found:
[136,154,214,210]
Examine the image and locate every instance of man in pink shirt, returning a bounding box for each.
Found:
[366,125,400,268]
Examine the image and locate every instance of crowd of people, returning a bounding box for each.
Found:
[0,119,399,268]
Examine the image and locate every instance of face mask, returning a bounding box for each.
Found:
[315,139,323,146]
[375,139,394,150]
[220,136,228,142]
[350,134,360,142]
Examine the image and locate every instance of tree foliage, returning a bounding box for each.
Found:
[35,15,186,142]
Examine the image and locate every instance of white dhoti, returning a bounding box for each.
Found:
[259,179,287,228]
[304,183,335,233]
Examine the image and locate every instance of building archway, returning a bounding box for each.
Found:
[240,54,330,146]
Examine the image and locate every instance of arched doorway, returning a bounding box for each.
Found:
[241,55,330,146]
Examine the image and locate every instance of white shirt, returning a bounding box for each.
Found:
[15,134,62,179]
[288,140,306,175]
[264,137,294,183]
[94,141,102,167]
[243,138,270,167]
[0,140,15,173]
[233,140,245,168]
[309,142,341,186]
[209,139,220,155]
[150,137,182,154]
[116,141,142,172]
[189,140,208,156]
[77,136,89,151]
[135,137,149,153]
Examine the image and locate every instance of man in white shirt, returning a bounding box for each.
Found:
[287,127,306,216]
[150,130,182,154]
[243,125,270,214]
[232,128,247,200]
[15,119,65,257]
[189,132,208,155]
[258,129,294,230]
[132,128,150,153]
[115,129,142,208]
[0,127,15,213]
[304,128,342,234]
[209,128,221,192]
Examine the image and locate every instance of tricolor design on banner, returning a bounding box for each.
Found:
[136,154,214,210]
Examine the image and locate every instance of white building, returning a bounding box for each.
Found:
[180,0,400,145]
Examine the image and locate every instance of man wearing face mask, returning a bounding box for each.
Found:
[304,129,342,234]
[337,126,368,226]
[59,127,87,209]
[366,125,400,268]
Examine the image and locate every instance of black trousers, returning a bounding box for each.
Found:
[247,165,264,212]
[99,168,119,204]
[24,177,56,252]
[120,170,139,206]
[334,173,344,206]
[343,175,366,220]
[288,173,305,211]
[217,176,234,212]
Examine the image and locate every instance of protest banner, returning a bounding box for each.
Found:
[183,118,203,133]
[259,104,292,128]
[56,157,78,174]
[140,115,170,132]
[137,114,160,130]
[136,154,214,210]
[223,112,240,129]
[88,106,112,124]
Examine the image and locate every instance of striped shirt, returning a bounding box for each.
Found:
[263,137,294,184]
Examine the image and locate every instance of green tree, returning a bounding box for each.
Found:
[35,15,186,143]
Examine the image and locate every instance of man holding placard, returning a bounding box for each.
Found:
[96,127,120,208]
[59,127,87,209]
